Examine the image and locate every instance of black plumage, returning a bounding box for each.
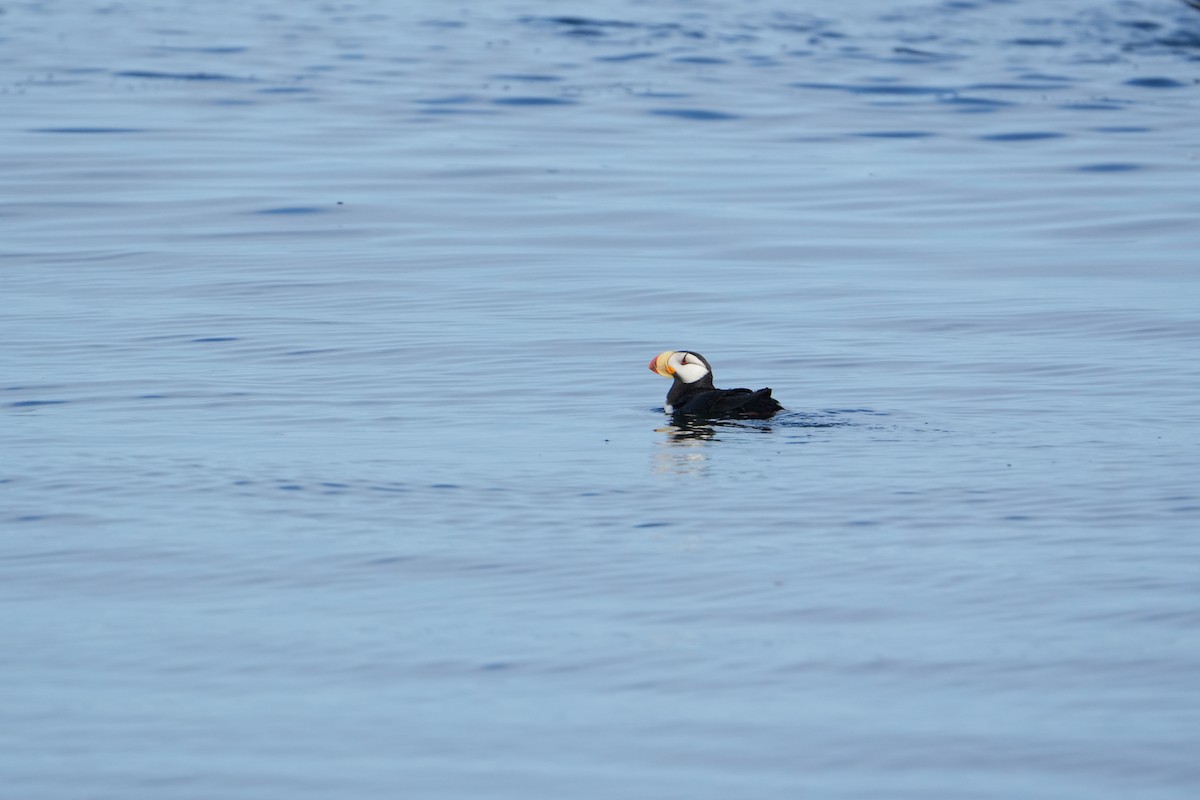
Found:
[667,382,781,417]
[650,350,783,419]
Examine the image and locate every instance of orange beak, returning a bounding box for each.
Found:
[649,351,677,377]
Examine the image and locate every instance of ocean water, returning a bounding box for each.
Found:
[3,1,1200,797]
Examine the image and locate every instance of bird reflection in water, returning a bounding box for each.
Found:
[653,419,713,474]
[657,417,719,442]
[652,417,774,474]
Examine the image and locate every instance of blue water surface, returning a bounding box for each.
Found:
[3,1,1200,798]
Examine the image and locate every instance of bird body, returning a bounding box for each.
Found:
[648,350,782,418]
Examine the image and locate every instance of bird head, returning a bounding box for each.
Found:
[648,350,712,384]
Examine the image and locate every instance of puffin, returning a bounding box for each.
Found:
[648,350,783,418]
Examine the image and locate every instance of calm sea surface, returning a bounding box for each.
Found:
[3,1,1200,797]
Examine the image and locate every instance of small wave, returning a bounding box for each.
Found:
[648,108,739,121]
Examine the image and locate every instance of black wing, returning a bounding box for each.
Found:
[675,387,782,418]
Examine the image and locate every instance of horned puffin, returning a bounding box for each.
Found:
[648,350,783,418]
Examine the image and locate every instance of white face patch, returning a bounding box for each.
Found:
[671,351,710,385]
